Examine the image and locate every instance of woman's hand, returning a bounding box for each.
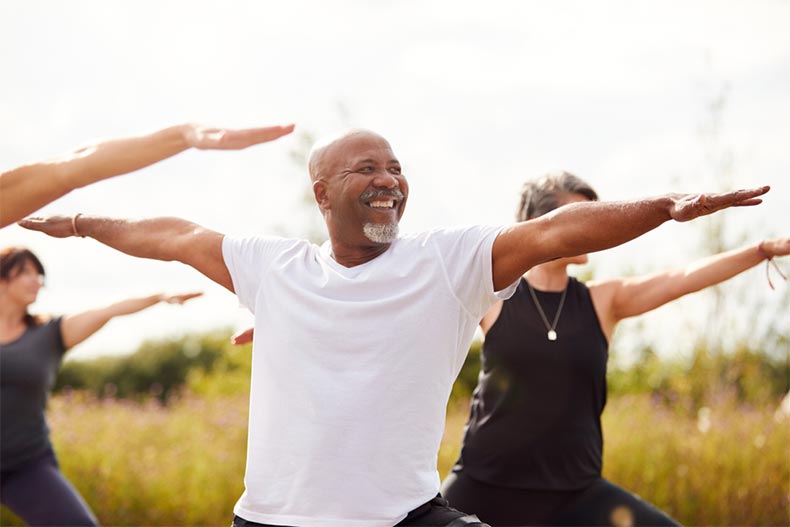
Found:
[183,124,295,150]
[760,238,790,259]
[160,292,204,305]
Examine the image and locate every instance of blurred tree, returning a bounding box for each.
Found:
[55,331,230,402]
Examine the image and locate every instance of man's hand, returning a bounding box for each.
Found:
[669,186,770,222]
[17,215,77,238]
[184,124,295,150]
[231,327,254,346]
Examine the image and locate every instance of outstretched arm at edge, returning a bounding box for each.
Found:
[491,187,770,291]
[0,123,294,227]
[588,237,789,337]
[18,214,232,292]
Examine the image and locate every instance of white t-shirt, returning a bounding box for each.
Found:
[222,225,517,527]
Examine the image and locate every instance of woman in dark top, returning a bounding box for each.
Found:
[441,172,788,526]
[0,247,201,526]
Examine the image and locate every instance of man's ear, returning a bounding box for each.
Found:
[313,180,330,213]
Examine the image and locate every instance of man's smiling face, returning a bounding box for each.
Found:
[311,130,409,248]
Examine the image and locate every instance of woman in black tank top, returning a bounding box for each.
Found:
[441,172,789,526]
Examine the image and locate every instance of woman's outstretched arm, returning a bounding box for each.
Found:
[589,238,789,337]
[0,123,294,227]
[61,292,203,349]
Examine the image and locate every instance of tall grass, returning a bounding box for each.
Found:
[600,395,789,525]
[2,392,788,525]
[439,395,790,526]
[2,391,248,526]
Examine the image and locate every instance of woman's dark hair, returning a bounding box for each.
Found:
[1,247,46,327]
[517,171,599,221]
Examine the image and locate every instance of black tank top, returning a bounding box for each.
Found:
[453,277,609,490]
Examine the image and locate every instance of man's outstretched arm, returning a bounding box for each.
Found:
[18,215,233,292]
[491,187,770,291]
[0,123,294,228]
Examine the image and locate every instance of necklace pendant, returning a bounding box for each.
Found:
[547,330,557,341]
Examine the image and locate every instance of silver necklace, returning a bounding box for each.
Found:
[526,280,568,341]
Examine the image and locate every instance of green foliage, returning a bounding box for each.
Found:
[54,326,789,412]
[55,331,231,402]
[608,339,790,411]
[455,335,789,411]
[186,341,252,397]
[450,339,482,401]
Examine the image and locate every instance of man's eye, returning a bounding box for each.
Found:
[359,166,374,173]
[389,167,401,175]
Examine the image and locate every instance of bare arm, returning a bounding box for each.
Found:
[0,123,294,228]
[491,187,769,291]
[588,238,789,337]
[61,292,202,349]
[18,215,232,291]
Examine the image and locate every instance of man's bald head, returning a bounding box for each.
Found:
[308,129,393,183]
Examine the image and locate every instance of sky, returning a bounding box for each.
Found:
[1,0,788,362]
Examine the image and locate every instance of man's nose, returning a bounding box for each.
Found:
[372,170,399,189]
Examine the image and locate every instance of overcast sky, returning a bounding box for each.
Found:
[1,0,788,361]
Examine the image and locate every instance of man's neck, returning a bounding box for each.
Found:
[329,241,392,267]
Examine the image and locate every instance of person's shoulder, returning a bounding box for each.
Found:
[407,224,507,246]
[18,315,62,343]
[224,234,314,252]
[28,313,58,328]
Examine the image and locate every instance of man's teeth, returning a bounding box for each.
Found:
[369,200,395,208]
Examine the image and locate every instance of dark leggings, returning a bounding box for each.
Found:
[232,494,489,526]
[1,448,98,527]
[441,471,680,526]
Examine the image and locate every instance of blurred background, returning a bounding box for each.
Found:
[1,0,788,525]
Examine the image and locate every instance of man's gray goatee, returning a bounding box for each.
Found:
[363,223,399,244]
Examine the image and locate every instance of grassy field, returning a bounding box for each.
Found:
[2,391,788,526]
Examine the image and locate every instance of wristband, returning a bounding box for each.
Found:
[757,241,770,260]
[758,241,787,290]
[71,213,85,238]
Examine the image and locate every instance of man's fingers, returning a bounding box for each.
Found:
[724,185,770,202]
[17,216,46,230]
[17,215,75,238]
[705,185,770,210]
[730,198,764,207]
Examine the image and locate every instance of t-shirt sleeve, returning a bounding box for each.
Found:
[50,316,67,356]
[432,225,519,319]
[222,235,295,313]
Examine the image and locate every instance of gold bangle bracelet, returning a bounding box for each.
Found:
[71,213,85,238]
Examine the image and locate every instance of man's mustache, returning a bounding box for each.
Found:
[359,189,405,201]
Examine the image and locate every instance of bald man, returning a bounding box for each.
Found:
[19,128,769,527]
